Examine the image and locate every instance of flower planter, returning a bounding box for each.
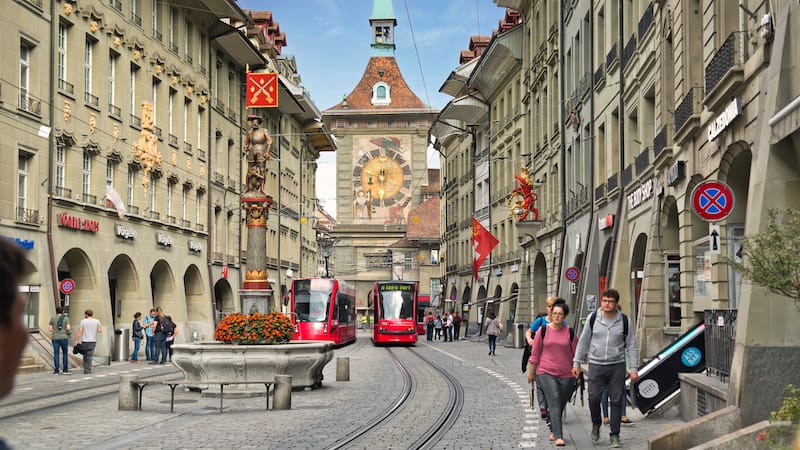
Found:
[170,341,333,389]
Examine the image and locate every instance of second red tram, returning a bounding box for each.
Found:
[368,280,418,345]
[290,278,356,346]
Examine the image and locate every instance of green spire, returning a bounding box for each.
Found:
[370,0,395,21]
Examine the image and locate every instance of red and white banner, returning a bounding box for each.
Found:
[246,71,278,108]
[472,217,499,281]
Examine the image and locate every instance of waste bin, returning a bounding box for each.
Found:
[512,323,527,348]
[112,328,130,362]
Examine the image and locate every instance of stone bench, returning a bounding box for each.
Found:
[124,376,276,413]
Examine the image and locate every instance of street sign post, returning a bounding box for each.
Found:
[709,224,721,254]
[691,180,734,222]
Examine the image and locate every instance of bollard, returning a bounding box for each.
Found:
[119,374,139,411]
[273,375,292,410]
[336,357,350,382]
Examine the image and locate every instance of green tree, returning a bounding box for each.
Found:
[732,208,800,311]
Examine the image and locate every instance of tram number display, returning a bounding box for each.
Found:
[378,284,413,291]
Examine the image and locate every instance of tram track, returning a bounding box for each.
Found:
[322,345,465,450]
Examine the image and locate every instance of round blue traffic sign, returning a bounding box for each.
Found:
[59,278,75,295]
[565,266,581,282]
[691,180,734,222]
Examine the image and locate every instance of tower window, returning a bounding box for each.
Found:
[371,82,391,106]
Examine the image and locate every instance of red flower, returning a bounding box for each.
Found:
[214,312,293,344]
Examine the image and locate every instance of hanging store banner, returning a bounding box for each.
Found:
[246,72,278,108]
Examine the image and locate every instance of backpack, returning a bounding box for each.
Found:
[586,311,629,344]
[539,323,575,342]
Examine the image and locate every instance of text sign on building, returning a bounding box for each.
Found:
[188,240,203,253]
[707,98,741,142]
[598,213,614,231]
[667,161,686,186]
[691,180,735,222]
[156,232,173,247]
[58,213,99,233]
[115,223,137,240]
[627,179,654,211]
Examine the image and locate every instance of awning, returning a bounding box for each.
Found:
[430,118,465,149]
[438,58,479,97]
[209,22,265,68]
[440,95,487,124]
[469,25,523,97]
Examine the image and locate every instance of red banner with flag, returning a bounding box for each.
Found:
[246,71,278,108]
[472,217,499,281]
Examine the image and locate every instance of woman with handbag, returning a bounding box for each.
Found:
[131,312,144,364]
[484,310,502,356]
[527,301,578,447]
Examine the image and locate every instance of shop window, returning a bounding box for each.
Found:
[19,285,40,331]
[693,241,712,298]
[666,253,681,326]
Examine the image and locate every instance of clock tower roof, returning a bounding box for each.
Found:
[325,56,430,111]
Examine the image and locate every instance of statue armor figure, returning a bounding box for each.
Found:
[244,115,271,194]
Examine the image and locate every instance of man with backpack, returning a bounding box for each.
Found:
[572,289,639,448]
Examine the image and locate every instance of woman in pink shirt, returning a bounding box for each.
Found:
[527,301,578,447]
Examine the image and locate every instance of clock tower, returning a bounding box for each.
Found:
[321,0,438,307]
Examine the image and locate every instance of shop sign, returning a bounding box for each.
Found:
[707,98,741,142]
[115,223,137,240]
[188,240,203,252]
[156,232,173,247]
[58,213,99,233]
[667,161,686,186]
[627,179,654,211]
[598,213,614,231]
[10,237,34,250]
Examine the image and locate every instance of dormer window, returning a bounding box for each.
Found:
[371,81,391,106]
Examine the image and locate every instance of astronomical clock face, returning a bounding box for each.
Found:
[352,137,412,220]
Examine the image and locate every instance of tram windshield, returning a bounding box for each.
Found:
[293,280,332,322]
[379,290,414,320]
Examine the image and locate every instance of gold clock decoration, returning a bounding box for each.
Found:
[352,137,411,208]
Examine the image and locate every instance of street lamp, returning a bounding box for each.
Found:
[318,236,336,278]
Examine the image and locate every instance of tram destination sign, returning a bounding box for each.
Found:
[379,283,413,291]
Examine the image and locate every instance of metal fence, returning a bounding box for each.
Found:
[704,309,737,382]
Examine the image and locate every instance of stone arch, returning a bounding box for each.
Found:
[57,247,99,323]
[660,195,680,251]
[213,278,235,325]
[108,254,139,327]
[150,259,177,317]
[509,283,519,323]
[599,238,613,291]
[630,233,648,321]
[532,252,548,315]
[184,264,207,325]
[719,143,752,224]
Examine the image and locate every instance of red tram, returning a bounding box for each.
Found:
[368,281,418,345]
[290,278,357,346]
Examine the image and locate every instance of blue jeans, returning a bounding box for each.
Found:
[52,338,69,372]
[153,335,167,363]
[488,334,498,353]
[131,337,141,361]
[145,335,155,360]
[601,384,627,419]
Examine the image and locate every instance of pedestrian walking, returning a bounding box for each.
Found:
[131,312,144,363]
[163,315,178,361]
[434,315,443,341]
[572,288,639,448]
[527,301,577,447]
[425,312,435,342]
[48,306,71,374]
[143,309,156,361]
[444,312,453,342]
[452,312,461,341]
[524,297,568,421]
[484,310,502,355]
[76,309,103,374]
[0,238,33,448]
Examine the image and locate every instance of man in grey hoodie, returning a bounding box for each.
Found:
[572,289,639,448]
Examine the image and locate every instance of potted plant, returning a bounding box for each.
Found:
[214,312,293,344]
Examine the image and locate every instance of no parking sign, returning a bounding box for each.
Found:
[691,180,734,222]
[59,278,75,295]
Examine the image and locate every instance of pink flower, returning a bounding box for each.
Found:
[755,430,767,442]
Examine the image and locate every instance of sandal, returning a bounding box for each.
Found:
[555,438,566,446]
[549,433,555,441]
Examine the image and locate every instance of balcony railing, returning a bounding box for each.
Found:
[81,193,97,204]
[622,35,637,68]
[211,252,224,262]
[213,172,225,184]
[621,165,633,187]
[227,177,237,189]
[169,42,179,54]
[25,0,43,8]
[606,173,619,192]
[16,207,39,225]
[215,98,226,111]
[226,255,237,264]
[674,86,703,133]
[19,93,42,115]
[638,2,654,40]
[131,12,142,27]
[705,31,747,95]
[704,309,737,382]
[183,142,192,154]
[153,126,162,138]
[127,205,139,215]
[595,184,605,200]
[606,42,619,71]
[180,219,191,228]
[54,186,72,198]
[653,125,669,158]
[200,66,207,76]
[152,29,162,42]
[635,147,651,175]
[197,149,206,161]
[166,215,176,224]
[108,103,121,118]
[196,223,204,232]
[85,92,99,108]
[169,134,178,147]
[148,211,160,220]
[58,78,74,95]
[130,114,141,128]
[185,54,193,65]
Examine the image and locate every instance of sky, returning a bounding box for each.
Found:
[237,0,509,215]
